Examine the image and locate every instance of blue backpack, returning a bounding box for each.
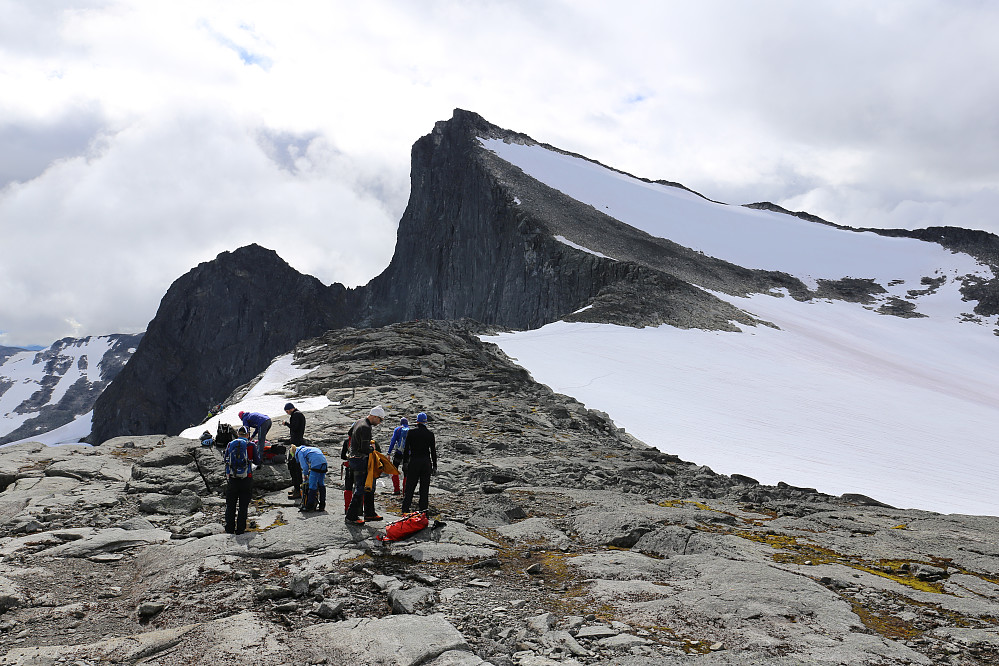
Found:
[391,426,409,456]
[224,438,251,478]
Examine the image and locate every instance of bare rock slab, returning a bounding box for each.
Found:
[292,612,472,665]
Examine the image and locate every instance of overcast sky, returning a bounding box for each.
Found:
[2,0,998,347]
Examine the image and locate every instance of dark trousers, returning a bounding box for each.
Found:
[345,457,376,519]
[225,476,253,533]
[288,457,302,496]
[401,456,433,513]
[253,419,272,463]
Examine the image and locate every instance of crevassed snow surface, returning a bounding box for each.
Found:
[488,292,999,516]
[480,138,991,295]
[179,353,333,440]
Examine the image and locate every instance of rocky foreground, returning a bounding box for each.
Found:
[2,320,998,665]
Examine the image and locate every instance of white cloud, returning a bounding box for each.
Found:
[1,0,998,345]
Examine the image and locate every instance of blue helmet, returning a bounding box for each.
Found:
[416,412,428,423]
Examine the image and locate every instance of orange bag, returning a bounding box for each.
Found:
[377,512,429,542]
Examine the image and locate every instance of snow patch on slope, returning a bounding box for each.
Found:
[0,336,122,442]
[1,412,94,448]
[554,235,615,260]
[180,353,333,439]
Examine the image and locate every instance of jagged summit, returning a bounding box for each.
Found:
[88,244,352,443]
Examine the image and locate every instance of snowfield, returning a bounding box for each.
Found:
[487,294,999,516]
[482,138,999,517]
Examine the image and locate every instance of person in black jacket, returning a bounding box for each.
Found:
[282,403,306,500]
[401,412,437,514]
[344,405,386,525]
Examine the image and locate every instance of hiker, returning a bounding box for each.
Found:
[295,443,328,512]
[282,403,306,500]
[401,412,438,514]
[340,430,353,514]
[344,405,387,525]
[224,426,256,535]
[200,402,223,425]
[387,417,409,495]
[238,410,271,464]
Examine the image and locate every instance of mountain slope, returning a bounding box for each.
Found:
[0,334,141,446]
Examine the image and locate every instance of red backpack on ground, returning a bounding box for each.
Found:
[377,512,429,542]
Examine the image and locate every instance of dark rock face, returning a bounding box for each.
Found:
[361,109,805,331]
[88,245,353,443]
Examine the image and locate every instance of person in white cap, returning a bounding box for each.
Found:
[344,405,386,525]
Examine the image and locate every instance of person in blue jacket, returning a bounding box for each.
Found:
[238,411,271,464]
[387,417,409,495]
[295,444,328,512]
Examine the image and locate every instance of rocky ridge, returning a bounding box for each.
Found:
[3,320,998,665]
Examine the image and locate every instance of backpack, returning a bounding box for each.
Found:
[392,426,409,455]
[224,438,251,478]
[200,430,213,447]
[376,511,429,542]
[216,422,237,449]
[341,424,355,461]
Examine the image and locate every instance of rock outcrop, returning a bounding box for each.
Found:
[4,321,999,665]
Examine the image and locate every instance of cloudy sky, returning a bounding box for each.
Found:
[2,0,998,347]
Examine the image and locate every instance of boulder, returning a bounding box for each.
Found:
[291,613,471,665]
[0,576,24,614]
[139,490,203,515]
[42,527,172,557]
[389,585,435,614]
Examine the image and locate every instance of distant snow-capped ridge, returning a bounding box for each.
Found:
[0,333,143,446]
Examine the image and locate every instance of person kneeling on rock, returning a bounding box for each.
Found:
[295,444,328,512]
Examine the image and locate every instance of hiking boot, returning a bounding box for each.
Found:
[345,517,364,526]
[317,504,326,512]
[364,514,383,522]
